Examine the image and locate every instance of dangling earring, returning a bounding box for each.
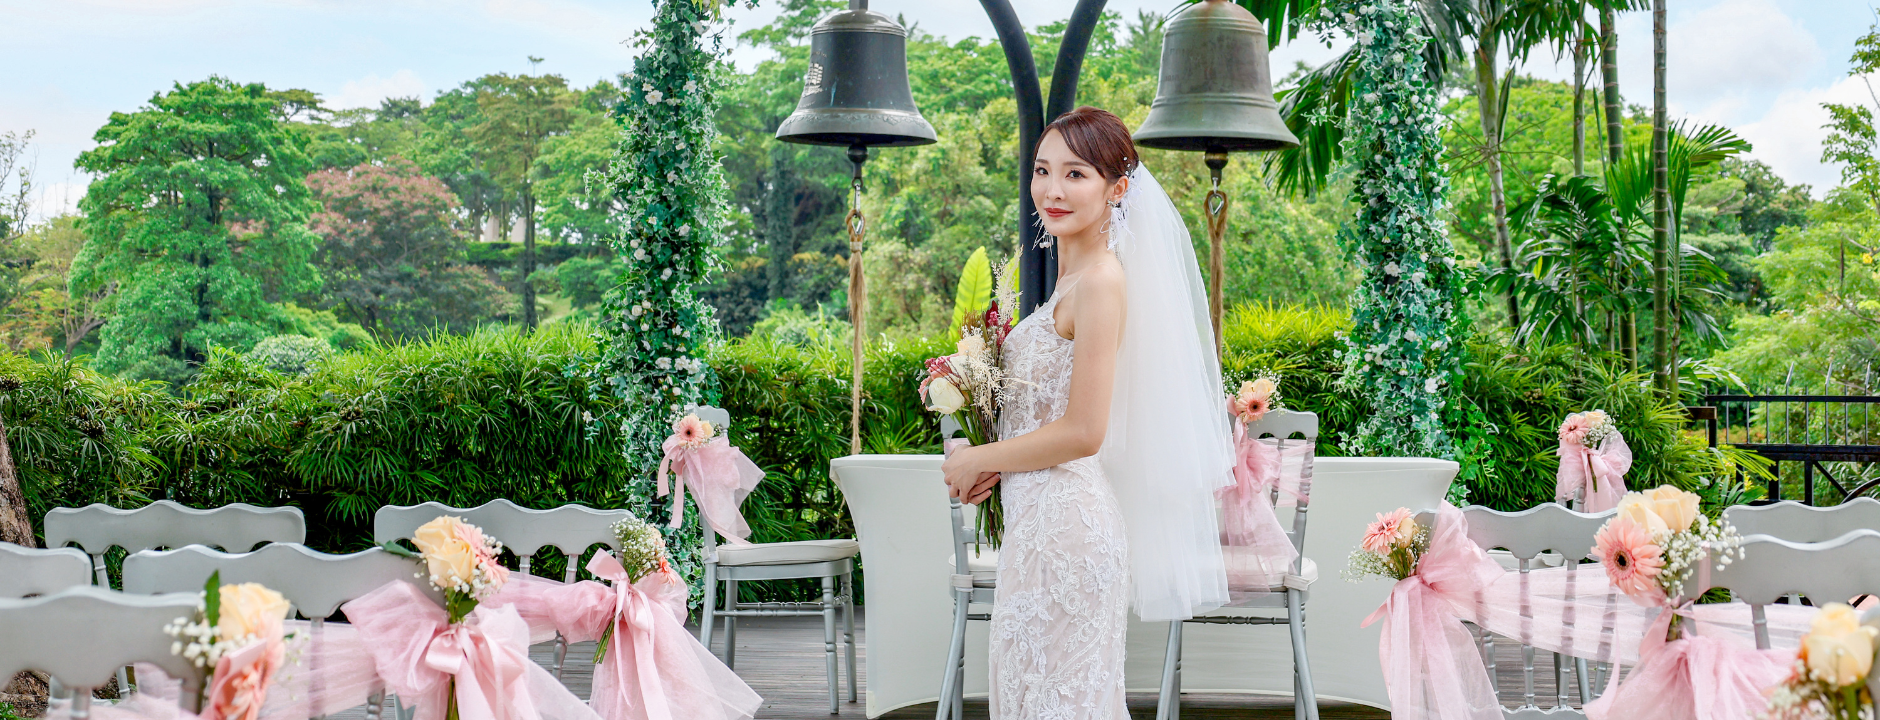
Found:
[1033,213,1055,249]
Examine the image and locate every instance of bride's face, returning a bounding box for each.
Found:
[1031,130,1127,240]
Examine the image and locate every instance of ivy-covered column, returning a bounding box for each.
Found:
[1317,0,1466,461]
[591,0,734,585]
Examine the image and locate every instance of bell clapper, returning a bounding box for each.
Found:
[1204,150,1230,357]
[845,143,870,455]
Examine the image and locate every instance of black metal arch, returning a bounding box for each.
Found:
[977,0,1110,315]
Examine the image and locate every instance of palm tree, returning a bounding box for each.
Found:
[1650,0,1672,394]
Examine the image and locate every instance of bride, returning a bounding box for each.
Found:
[941,106,1236,719]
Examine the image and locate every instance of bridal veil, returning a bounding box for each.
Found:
[1098,164,1234,622]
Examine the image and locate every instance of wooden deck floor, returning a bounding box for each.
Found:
[322,610,1593,720]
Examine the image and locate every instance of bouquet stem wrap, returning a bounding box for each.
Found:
[342,581,598,720]
[487,554,760,720]
[1554,433,1632,513]
[656,435,763,540]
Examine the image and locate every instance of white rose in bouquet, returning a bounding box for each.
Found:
[925,377,966,414]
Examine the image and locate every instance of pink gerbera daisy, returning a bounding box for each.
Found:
[674,414,715,447]
[1595,517,1665,602]
[1362,508,1414,555]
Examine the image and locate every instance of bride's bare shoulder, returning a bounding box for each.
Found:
[1078,258,1127,302]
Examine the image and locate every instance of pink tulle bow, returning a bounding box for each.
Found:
[344,580,569,720]
[482,555,760,720]
[657,436,764,541]
[1217,424,1300,592]
[1554,432,1632,512]
[1362,504,1506,720]
[202,638,285,720]
[1583,608,1794,720]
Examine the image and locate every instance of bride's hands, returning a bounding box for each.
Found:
[942,445,1001,504]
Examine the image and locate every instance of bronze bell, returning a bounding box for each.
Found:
[775,0,936,148]
[1133,0,1299,153]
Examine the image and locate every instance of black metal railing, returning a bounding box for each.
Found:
[1700,394,1880,504]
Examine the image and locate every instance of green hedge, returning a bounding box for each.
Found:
[4,307,1762,566]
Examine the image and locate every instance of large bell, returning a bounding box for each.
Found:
[1133,0,1299,153]
[775,0,936,148]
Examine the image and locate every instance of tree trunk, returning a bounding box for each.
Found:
[0,415,35,547]
[1572,36,1588,175]
[522,189,538,331]
[1601,5,1624,165]
[1474,36,1520,331]
[1650,0,1673,395]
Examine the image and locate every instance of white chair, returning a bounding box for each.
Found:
[1158,409,1320,720]
[121,543,435,720]
[0,542,93,598]
[1723,498,1880,544]
[44,500,307,587]
[933,494,994,720]
[1458,503,1616,717]
[0,586,205,718]
[693,405,858,715]
[373,499,629,680]
[1691,529,1880,649]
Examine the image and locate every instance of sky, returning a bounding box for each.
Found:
[3,0,1874,222]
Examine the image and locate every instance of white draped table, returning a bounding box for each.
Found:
[830,454,1458,717]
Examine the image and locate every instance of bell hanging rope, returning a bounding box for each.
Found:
[775,0,936,455]
[1133,0,1300,357]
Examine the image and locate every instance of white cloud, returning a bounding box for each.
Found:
[1667,0,1822,121]
[28,178,87,223]
[329,69,426,110]
[1736,72,1878,193]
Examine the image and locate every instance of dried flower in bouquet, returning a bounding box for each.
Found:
[1592,486,1743,636]
[1344,508,1429,582]
[1228,374,1282,424]
[1765,603,1878,720]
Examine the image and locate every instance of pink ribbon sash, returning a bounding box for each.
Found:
[1554,432,1632,512]
[1362,504,1505,720]
[1584,608,1793,720]
[1218,424,1300,592]
[656,436,764,542]
[343,580,594,720]
[484,555,761,720]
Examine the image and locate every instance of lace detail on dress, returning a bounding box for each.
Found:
[988,289,1130,720]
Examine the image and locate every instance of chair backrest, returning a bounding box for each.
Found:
[122,543,443,620]
[691,405,741,558]
[1723,499,1880,544]
[1241,409,1318,562]
[373,499,630,579]
[0,542,93,598]
[1690,529,1880,649]
[1454,503,1616,714]
[45,500,305,555]
[692,405,731,430]
[0,586,205,708]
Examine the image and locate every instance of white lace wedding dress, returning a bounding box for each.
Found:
[987,284,1131,720]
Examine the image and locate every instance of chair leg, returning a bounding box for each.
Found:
[552,632,569,681]
[1157,620,1183,720]
[700,562,718,656]
[365,689,385,720]
[843,571,858,703]
[1574,657,1593,705]
[1288,590,1318,720]
[823,575,840,714]
[936,590,969,720]
[724,579,739,670]
[71,691,92,720]
[951,644,964,720]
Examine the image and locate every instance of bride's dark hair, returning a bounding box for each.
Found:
[1038,106,1139,182]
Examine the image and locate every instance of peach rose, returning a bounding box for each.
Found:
[203,639,284,720]
[1615,493,1670,535]
[956,333,985,358]
[413,516,478,587]
[1802,603,1877,687]
[1645,485,1700,533]
[216,583,290,645]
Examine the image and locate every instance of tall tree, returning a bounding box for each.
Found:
[305,158,509,336]
[1822,20,1880,217]
[1650,0,1673,394]
[471,73,575,330]
[0,131,31,547]
[71,78,320,383]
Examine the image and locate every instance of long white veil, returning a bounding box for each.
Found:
[1099,164,1233,622]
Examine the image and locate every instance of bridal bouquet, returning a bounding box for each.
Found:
[1344,508,1429,582]
[921,264,1018,544]
[1766,603,1879,720]
[384,515,512,622]
[592,514,673,662]
[1228,374,1281,424]
[164,572,293,720]
[1592,486,1743,633]
[1556,409,1633,512]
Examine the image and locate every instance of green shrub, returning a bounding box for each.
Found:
[246,335,333,375]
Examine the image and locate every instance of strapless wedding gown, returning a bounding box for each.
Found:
[987,287,1130,720]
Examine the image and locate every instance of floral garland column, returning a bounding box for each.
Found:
[1315,0,1465,460]
[590,0,734,584]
